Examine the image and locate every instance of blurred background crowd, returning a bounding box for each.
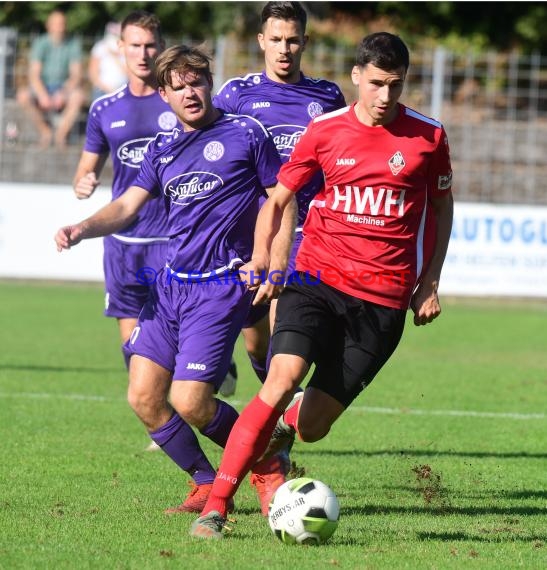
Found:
[0,1,546,205]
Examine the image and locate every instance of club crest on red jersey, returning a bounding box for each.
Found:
[388,151,406,176]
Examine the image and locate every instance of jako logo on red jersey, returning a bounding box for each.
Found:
[164,172,222,206]
[332,185,406,217]
[336,158,356,166]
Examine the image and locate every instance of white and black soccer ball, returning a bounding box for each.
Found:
[268,477,340,545]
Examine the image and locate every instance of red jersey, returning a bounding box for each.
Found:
[277,102,453,309]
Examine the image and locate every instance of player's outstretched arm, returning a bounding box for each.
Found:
[411,191,454,326]
[73,150,108,199]
[54,185,152,252]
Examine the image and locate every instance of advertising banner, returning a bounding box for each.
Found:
[1,185,546,297]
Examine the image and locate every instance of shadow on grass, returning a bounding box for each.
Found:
[341,504,547,517]
[295,447,547,460]
[505,490,547,499]
[0,363,122,374]
[387,485,547,502]
[416,531,547,543]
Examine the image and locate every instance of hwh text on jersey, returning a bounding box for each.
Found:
[332,185,406,217]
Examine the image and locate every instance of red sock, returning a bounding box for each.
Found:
[202,395,281,517]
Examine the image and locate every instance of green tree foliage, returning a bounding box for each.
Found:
[0,1,260,40]
[342,1,547,52]
[0,1,545,52]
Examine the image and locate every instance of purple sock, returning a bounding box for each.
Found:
[150,413,215,485]
[200,399,239,448]
[249,354,268,383]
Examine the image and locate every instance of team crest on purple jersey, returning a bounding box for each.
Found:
[158,111,177,131]
[307,101,324,118]
[164,171,223,206]
[203,141,225,161]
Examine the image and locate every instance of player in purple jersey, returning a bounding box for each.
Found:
[72,11,173,350]
[214,1,346,397]
[55,45,296,516]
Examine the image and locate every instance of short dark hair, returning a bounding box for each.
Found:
[121,10,163,40]
[155,45,213,89]
[356,32,410,71]
[261,1,307,33]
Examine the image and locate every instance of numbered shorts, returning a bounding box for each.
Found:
[124,268,254,387]
[271,273,406,408]
[103,235,167,319]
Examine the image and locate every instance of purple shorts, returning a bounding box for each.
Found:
[103,235,167,319]
[124,268,254,386]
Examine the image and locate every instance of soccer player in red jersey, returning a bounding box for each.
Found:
[190,32,454,539]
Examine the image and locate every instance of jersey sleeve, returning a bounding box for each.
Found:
[83,108,109,154]
[30,37,46,64]
[277,121,322,193]
[213,80,239,114]
[133,143,161,197]
[68,37,82,63]
[428,126,453,195]
[334,87,347,109]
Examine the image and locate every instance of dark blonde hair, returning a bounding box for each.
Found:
[121,10,163,41]
[155,45,213,89]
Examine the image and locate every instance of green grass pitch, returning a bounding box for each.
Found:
[1,280,546,569]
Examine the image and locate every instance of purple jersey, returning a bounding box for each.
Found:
[214,71,346,228]
[85,86,178,239]
[134,112,281,276]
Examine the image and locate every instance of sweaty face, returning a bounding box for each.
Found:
[258,17,307,84]
[159,70,215,131]
[351,63,406,127]
[119,25,162,83]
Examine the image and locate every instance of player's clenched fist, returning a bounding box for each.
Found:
[54,224,84,252]
[74,172,100,199]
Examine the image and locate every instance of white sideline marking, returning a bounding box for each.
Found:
[352,405,546,421]
[0,392,545,420]
[0,392,118,402]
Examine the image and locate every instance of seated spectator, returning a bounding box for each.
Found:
[16,9,86,148]
[88,21,127,100]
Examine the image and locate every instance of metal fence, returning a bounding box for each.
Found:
[1,30,546,205]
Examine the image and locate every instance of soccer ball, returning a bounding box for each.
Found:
[268,477,340,545]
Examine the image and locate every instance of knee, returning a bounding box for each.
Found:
[171,394,216,430]
[127,380,166,424]
[242,316,270,362]
[71,88,86,107]
[16,87,31,106]
[243,334,269,362]
[297,418,330,443]
[245,340,268,362]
